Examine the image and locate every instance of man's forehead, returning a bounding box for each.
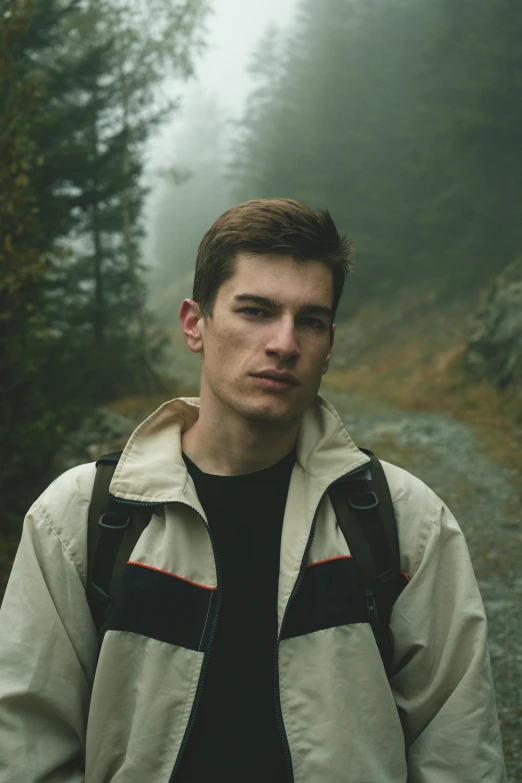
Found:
[224,252,334,304]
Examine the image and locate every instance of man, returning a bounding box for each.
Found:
[0,199,505,781]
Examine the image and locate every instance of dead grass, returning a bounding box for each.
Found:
[327,296,522,477]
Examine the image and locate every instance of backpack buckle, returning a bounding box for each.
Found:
[348,491,379,510]
[366,587,379,628]
[98,513,131,530]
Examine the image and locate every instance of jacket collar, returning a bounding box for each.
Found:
[109,395,370,504]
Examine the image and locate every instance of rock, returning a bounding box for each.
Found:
[466,255,522,391]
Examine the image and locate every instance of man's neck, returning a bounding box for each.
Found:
[181,404,299,477]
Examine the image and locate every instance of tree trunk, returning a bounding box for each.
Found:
[90,105,105,349]
[121,154,151,363]
[118,58,160,391]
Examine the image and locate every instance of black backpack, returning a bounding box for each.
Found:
[86,449,408,673]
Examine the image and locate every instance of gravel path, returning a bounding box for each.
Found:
[323,386,522,781]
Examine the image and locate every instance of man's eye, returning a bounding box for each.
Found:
[241,308,268,317]
[301,318,327,329]
[240,310,327,329]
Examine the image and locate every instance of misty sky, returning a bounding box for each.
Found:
[147,0,296,167]
[195,0,297,111]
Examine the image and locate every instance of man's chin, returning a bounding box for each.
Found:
[237,397,309,426]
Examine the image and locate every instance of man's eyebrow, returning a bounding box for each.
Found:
[233,294,333,319]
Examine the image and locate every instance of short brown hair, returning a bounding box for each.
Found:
[192,198,354,320]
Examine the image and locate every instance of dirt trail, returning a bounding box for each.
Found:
[322,385,522,781]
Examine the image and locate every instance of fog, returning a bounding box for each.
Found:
[143,0,297,293]
[185,0,298,113]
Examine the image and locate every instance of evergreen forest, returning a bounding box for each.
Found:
[1,0,207,555]
[2,0,522,583]
[153,0,522,310]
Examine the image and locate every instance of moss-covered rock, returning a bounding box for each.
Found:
[466,255,522,391]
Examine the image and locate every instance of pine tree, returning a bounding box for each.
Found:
[0,0,208,570]
[36,0,209,397]
[414,0,522,288]
[0,0,81,542]
[81,0,208,386]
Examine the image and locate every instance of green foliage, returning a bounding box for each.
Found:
[0,0,208,573]
[0,0,64,538]
[412,0,522,290]
[0,0,52,330]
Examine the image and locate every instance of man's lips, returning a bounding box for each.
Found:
[251,371,299,386]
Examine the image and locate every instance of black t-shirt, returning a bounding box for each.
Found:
[174,449,295,782]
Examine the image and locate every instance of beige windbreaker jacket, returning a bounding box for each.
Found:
[0,396,505,782]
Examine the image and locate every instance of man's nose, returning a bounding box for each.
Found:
[265,317,300,361]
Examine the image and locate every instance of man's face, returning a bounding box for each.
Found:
[196,252,335,427]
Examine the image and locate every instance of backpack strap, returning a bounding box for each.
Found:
[328,451,408,673]
[87,451,153,644]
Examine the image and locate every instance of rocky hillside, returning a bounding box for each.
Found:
[329,279,522,472]
[466,254,522,392]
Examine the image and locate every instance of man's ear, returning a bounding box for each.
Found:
[179,299,204,354]
[322,323,336,375]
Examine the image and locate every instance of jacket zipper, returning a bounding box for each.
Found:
[166,501,223,782]
[113,495,222,782]
[273,460,371,783]
[110,496,159,507]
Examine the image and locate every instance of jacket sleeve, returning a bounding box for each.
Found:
[389,497,506,782]
[0,465,98,783]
